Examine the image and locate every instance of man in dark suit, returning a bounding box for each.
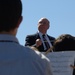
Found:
[25,17,55,52]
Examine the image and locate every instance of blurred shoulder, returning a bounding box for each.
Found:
[21,45,50,62]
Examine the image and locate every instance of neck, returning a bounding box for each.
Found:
[0,28,17,36]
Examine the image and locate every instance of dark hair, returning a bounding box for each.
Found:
[0,0,22,32]
[53,34,75,51]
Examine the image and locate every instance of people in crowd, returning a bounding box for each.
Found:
[25,17,55,52]
[0,0,53,75]
[53,34,75,51]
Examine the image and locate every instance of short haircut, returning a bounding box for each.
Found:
[0,0,22,32]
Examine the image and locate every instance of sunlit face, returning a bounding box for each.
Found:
[38,18,50,34]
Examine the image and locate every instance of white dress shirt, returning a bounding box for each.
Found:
[38,32,52,50]
[0,34,53,75]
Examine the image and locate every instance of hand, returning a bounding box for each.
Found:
[36,39,42,47]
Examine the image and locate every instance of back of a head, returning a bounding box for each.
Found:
[0,0,22,32]
[53,34,75,51]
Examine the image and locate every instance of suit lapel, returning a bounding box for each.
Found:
[35,33,41,39]
[35,33,44,50]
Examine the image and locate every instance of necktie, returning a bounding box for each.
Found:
[42,35,50,50]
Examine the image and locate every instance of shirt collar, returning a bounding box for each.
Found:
[0,34,19,44]
[38,31,47,36]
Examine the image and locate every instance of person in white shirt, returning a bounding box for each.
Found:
[0,0,53,75]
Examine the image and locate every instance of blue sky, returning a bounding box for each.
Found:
[16,0,75,45]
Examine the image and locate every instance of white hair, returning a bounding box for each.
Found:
[38,17,50,23]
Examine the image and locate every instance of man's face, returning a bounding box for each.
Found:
[38,18,50,34]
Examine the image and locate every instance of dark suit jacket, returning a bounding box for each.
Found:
[25,33,55,52]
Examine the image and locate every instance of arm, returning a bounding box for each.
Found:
[25,35,36,46]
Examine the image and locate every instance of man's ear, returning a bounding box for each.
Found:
[16,16,23,28]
